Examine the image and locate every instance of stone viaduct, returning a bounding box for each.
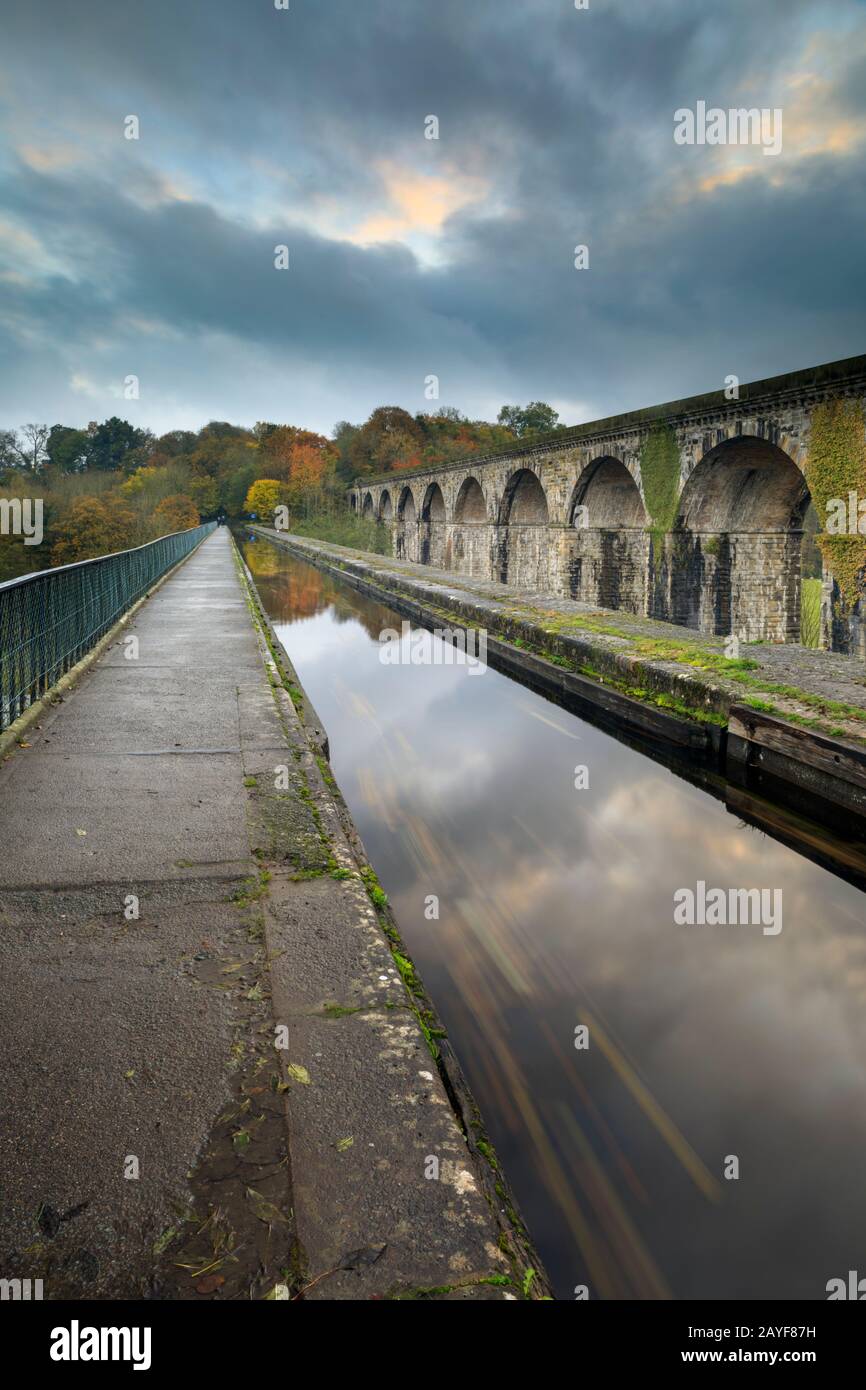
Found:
[349,356,866,656]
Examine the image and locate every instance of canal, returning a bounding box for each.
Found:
[240,533,866,1301]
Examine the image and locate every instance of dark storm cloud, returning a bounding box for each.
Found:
[0,0,864,432]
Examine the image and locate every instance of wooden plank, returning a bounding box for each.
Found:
[729,704,866,791]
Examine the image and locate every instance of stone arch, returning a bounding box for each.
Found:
[451,475,491,578]
[395,484,418,561]
[677,437,809,534]
[670,436,810,642]
[566,457,649,614]
[378,489,393,522]
[497,468,550,589]
[570,456,647,529]
[453,476,488,523]
[421,482,446,523]
[397,485,417,521]
[500,468,550,526]
[361,491,374,519]
[420,482,446,567]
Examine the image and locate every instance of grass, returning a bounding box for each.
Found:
[801,577,821,648]
[280,509,392,555]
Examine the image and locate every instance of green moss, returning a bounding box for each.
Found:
[360,865,389,910]
[806,397,866,604]
[639,424,681,556]
[286,683,305,712]
[476,1139,499,1170]
[387,1273,514,1300]
[322,1001,363,1018]
[315,753,338,789]
[230,870,271,906]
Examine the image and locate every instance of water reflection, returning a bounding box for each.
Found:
[242,536,866,1300]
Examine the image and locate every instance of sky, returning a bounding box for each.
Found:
[1,0,865,438]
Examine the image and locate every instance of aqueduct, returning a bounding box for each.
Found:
[349,356,866,655]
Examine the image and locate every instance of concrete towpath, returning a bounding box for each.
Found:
[0,528,532,1300]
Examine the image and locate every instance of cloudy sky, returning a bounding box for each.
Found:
[1,0,864,437]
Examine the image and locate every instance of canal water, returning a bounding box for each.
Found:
[241,534,866,1301]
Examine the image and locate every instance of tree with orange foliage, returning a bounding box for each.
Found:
[285,443,327,510]
[263,427,337,483]
[152,494,200,534]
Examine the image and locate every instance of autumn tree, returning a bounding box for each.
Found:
[153,494,200,534]
[189,474,219,516]
[50,496,137,565]
[284,443,327,511]
[348,407,423,477]
[244,478,285,520]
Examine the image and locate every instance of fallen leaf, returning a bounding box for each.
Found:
[246,1187,287,1225]
[336,1137,354,1153]
[286,1063,310,1085]
[153,1227,176,1255]
[195,1273,225,1294]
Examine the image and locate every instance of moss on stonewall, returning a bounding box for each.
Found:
[806,397,866,605]
[639,424,681,557]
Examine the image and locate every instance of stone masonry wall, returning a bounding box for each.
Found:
[350,358,866,653]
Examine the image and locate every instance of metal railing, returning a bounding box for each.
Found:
[0,522,216,732]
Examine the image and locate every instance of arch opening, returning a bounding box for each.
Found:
[397,486,417,522]
[676,437,809,534]
[451,476,490,578]
[566,457,649,614]
[497,469,550,589]
[420,482,446,567]
[361,492,374,519]
[395,485,418,560]
[421,482,446,523]
[571,456,647,529]
[454,477,487,523]
[378,490,393,522]
[502,468,549,525]
[671,436,812,643]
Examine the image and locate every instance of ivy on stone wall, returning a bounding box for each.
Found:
[805,397,866,604]
[639,425,681,556]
